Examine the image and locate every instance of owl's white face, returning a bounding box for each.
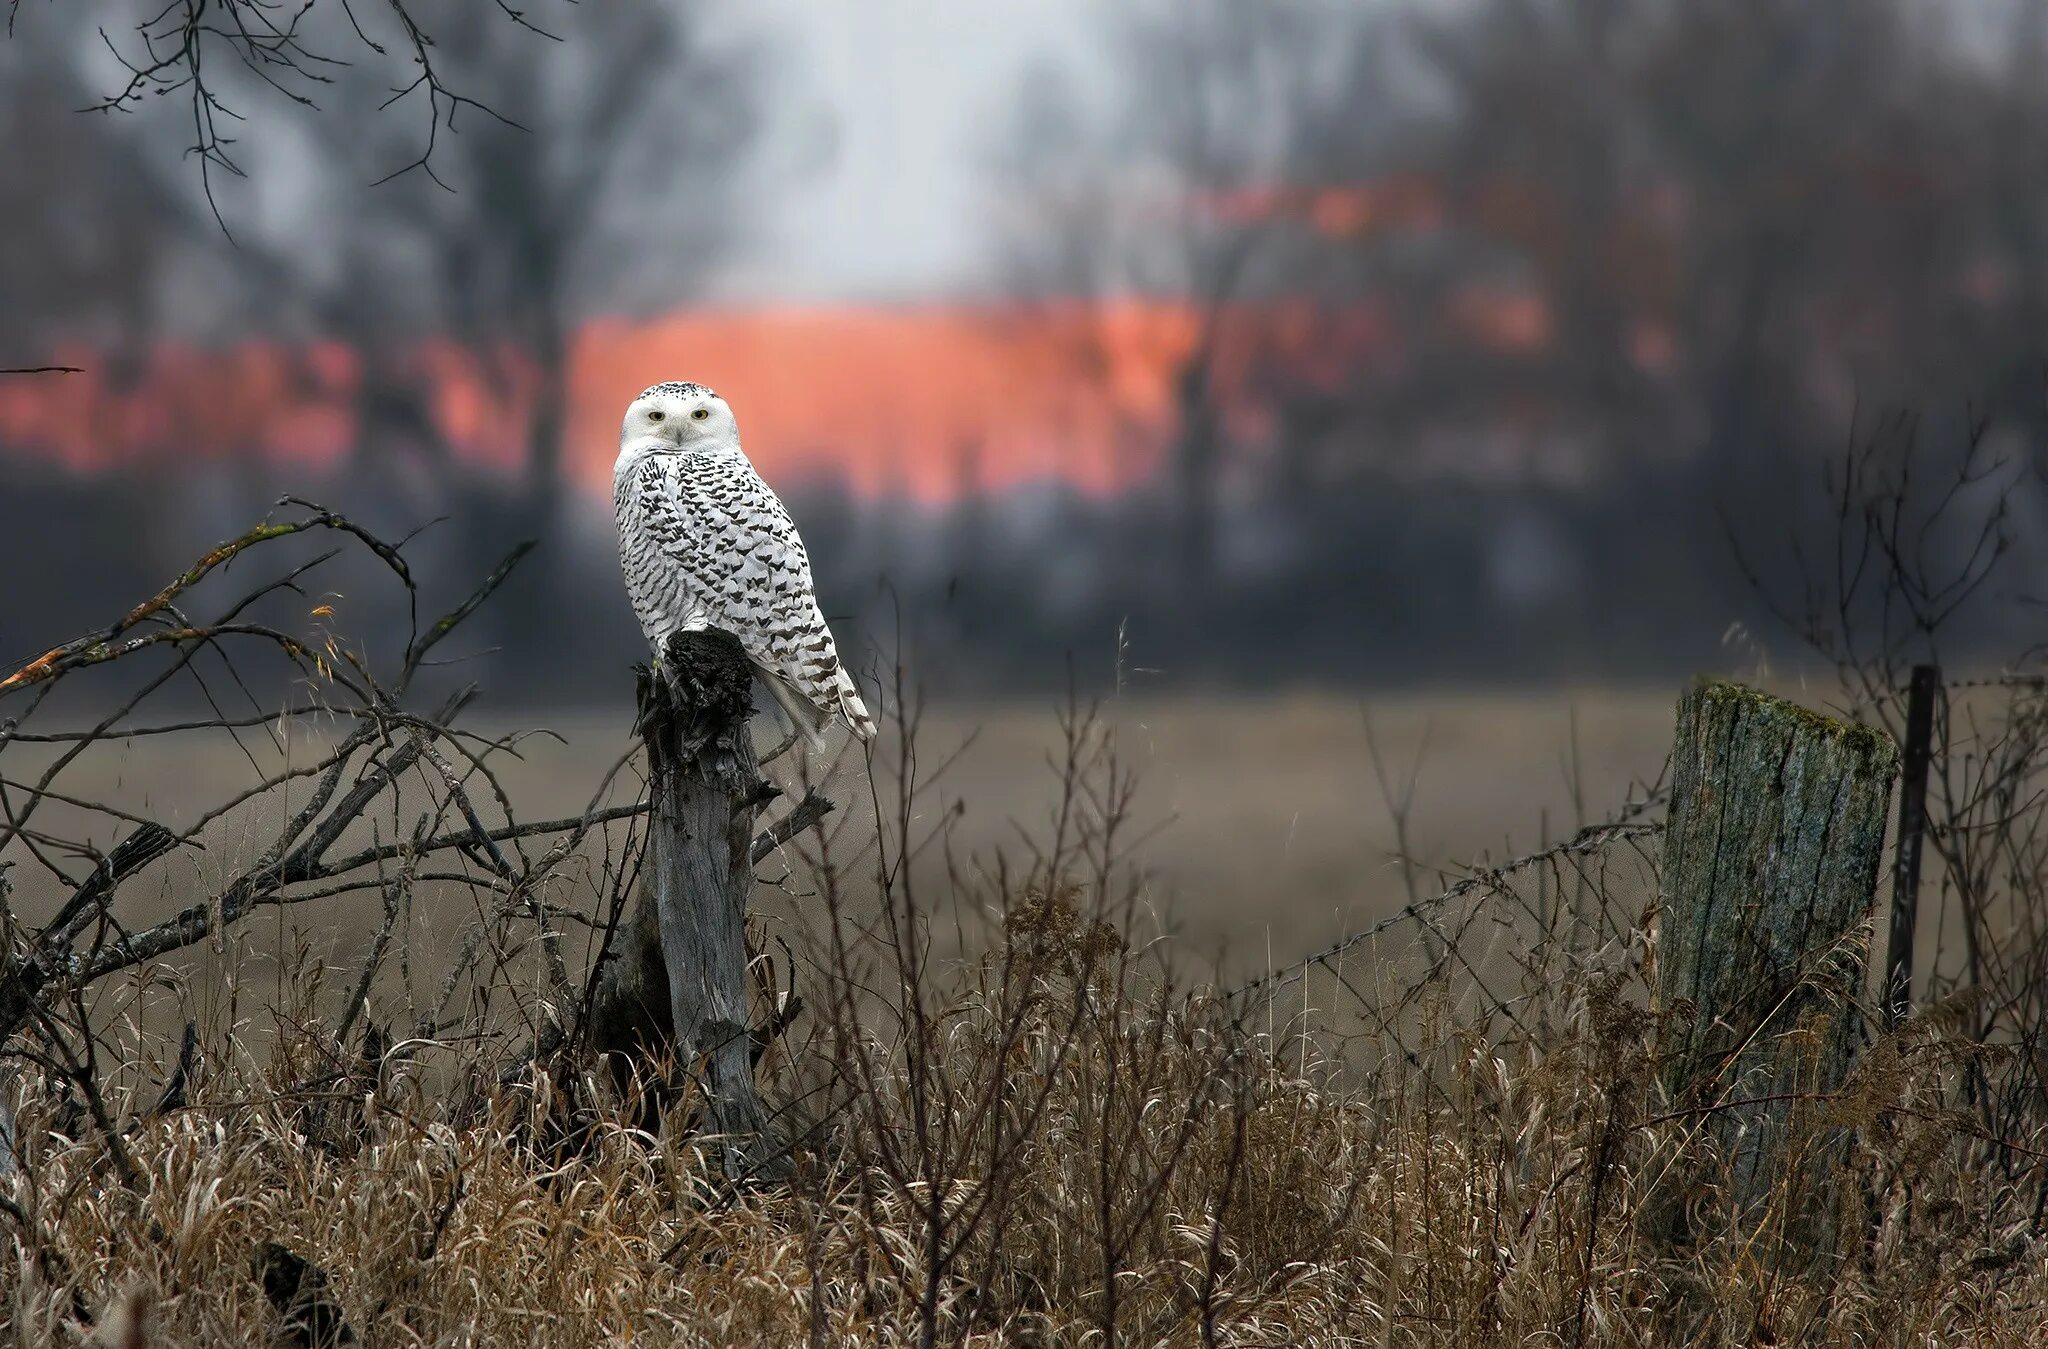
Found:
[621,382,739,452]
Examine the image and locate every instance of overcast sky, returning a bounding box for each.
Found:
[40,0,1112,309]
[711,0,1100,302]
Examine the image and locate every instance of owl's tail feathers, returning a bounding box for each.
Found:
[758,668,835,751]
[834,666,879,743]
[755,664,876,750]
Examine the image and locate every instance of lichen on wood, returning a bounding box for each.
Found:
[1657,677,1899,1233]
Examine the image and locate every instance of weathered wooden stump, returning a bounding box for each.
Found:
[582,867,675,1104]
[1658,678,1898,1230]
[630,629,777,1176]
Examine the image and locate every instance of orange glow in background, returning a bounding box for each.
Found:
[0,293,1552,499]
[567,303,1212,499]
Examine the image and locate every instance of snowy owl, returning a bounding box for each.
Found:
[613,381,876,746]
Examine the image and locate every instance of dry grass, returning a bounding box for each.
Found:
[4,694,2045,1347]
[2,922,2039,1344]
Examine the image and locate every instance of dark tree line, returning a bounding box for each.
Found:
[9,0,2048,700]
[956,0,2048,691]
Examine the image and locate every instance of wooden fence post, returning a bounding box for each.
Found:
[1658,678,1899,1224]
[638,629,777,1177]
[1884,664,1939,1028]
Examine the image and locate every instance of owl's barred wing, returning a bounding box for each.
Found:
[619,453,874,744]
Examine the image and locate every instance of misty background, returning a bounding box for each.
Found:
[5,0,2047,706]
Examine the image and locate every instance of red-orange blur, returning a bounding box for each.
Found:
[0,291,1555,500]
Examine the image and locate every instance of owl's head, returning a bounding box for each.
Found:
[621,381,739,451]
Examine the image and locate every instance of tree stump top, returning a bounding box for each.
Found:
[638,629,757,793]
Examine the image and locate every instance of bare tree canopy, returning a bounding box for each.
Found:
[7,0,567,231]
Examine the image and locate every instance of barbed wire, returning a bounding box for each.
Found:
[1224,803,1665,1009]
[1944,675,2048,691]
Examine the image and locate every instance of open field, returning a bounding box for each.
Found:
[4,688,1684,983]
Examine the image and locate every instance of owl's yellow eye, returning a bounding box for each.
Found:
[691,408,711,421]
[647,410,665,422]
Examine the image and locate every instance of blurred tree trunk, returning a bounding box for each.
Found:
[1172,356,1221,590]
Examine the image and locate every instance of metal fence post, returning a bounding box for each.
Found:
[1884,664,1939,1029]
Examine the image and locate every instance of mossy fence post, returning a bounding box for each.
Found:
[1657,678,1899,1229]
